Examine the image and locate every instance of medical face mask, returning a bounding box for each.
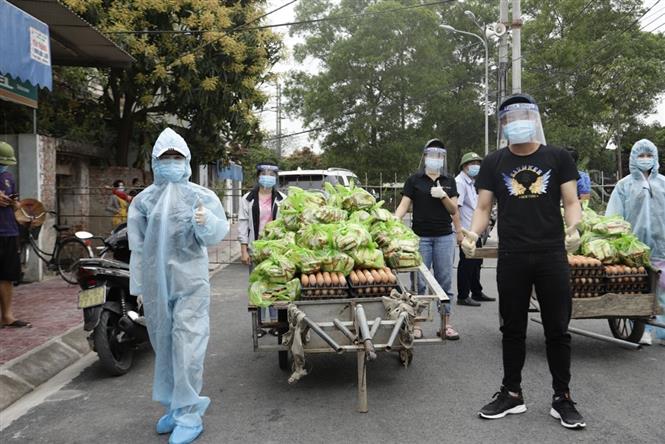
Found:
[155,159,187,182]
[425,157,444,172]
[0,165,8,173]
[467,165,480,177]
[258,175,276,188]
[117,185,125,192]
[636,157,655,172]
[503,120,537,144]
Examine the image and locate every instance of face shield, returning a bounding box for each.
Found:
[419,147,448,176]
[257,164,279,188]
[499,103,546,146]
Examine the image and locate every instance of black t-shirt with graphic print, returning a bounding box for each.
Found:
[402,172,458,237]
[474,145,579,252]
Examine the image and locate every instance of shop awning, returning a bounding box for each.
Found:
[3,0,134,77]
[0,0,53,89]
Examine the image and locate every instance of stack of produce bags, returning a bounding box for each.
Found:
[572,207,651,267]
[248,184,421,307]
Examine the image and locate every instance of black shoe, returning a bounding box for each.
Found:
[550,393,586,429]
[478,387,527,419]
[457,298,481,306]
[472,292,496,302]
[256,329,267,338]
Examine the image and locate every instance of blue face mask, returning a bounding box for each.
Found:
[0,166,8,173]
[636,157,655,172]
[503,120,537,144]
[467,165,480,177]
[258,175,276,188]
[154,159,187,182]
[425,158,444,172]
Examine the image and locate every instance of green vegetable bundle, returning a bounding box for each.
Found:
[580,232,617,263]
[385,251,422,269]
[319,250,355,274]
[611,235,651,267]
[348,210,374,226]
[250,254,296,284]
[291,246,323,274]
[261,220,289,240]
[249,279,301,308]
[334,223,372,252]
[350,246,386,269]
[297,223,335,250]
[250,234,295,263]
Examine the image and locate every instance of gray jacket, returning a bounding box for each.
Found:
[237,187,286,246]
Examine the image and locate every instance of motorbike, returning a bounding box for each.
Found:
[76,223,149,375]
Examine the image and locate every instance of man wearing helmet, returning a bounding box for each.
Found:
[395,138,460,340]
[0,141,31,328]
[460,94,585,429]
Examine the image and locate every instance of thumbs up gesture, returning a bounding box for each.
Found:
[430,180,447,199]
[194,203,207,225]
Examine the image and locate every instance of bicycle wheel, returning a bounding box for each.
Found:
[56,238,92,284]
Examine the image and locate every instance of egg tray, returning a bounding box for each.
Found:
[569,266,605,277]
[604,272,650,294]
[300,285,351,300]
[347,282,400,298]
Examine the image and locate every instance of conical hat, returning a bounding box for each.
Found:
[14,198,47,227]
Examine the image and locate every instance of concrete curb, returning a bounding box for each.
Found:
[0,252,242,413]
[0,324,88,411]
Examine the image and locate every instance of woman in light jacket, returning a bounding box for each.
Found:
[238,162,286,337]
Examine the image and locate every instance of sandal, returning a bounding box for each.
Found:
[413,326,423,339]
[437,325,460,340]
[2,320,32,328]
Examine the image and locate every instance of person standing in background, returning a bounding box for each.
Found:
[453,151,495,307]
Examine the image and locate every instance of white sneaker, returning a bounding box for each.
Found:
[639,331,652,346]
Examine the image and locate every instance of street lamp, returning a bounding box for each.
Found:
[440,23,489,156]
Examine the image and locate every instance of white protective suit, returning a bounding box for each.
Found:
[128,128,229,427]
[606,139,665,339]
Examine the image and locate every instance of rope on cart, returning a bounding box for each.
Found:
[283,304,309,384]
[382,289,428,349]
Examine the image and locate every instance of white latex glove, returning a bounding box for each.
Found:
[136,294,143,310]
[460,228,479,258]
[194,203,206,225]
[430,180,447,199]
[565,224,581,254]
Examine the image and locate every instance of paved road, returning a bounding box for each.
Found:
[2,261,664,443]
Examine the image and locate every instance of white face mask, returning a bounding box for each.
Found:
[467,165,480,177]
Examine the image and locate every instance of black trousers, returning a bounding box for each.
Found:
[457,246,483,300]
[497,249,572,395]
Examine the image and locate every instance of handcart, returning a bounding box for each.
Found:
[476,247,663,349]
[248,264,449,413]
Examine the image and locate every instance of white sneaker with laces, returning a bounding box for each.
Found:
[639,331,652,346]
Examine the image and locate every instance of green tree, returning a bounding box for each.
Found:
[281,146,323,170]
[520,0,665,172]
[285,0,493,182]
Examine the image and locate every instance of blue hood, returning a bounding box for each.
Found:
[151,128,192,184]
[629,139,660,181]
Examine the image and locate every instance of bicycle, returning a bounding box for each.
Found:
[16,203,100,284]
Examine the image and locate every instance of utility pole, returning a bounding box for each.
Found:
[276,81,283,159]
[497,0,509,149]
[511,0,522,93]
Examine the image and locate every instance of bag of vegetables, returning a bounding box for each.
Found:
[290,246,323,274]
[319,249,355,274]
[348,210,375,226]
[249,278,301,308]
[385,250,422,268]
[297,223,335,250]
[260,220,290,240]
[250,234,295,264]
[611,234,651,267]
[334,183,376,211]
[580,232,617,263]
[333,223,372,251]
[249,254,297,284]
[350,245,386,269]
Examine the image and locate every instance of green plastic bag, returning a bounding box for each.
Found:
[291,246,323,274]
[385,250,422,269]
[319,249,355,274]
[249,279,301,308]
[297,223,335,250]
[261,220,290,240]
[348,210,375,226]
[249,254,296,284]
[250,234,296,264]
[350,245,386,269]
[333,223,372,252]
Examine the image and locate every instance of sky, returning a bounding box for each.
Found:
[260,0,665,154]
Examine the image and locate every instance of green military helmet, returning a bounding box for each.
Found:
[0,141,17,165]
[459,151,482,169]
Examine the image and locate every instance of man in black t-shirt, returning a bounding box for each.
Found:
[395,138,460,340]
[460,94,586,429]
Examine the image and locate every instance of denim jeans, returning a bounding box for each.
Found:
[417,233,456,314]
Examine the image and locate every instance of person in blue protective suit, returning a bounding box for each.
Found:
[606,139,665,346]
[128,128,229,444]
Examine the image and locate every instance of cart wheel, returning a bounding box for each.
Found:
[278,334,290,371]
[608,318,645,343]
[398,349,413,368]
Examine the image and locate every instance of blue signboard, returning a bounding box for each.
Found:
[0,0,52,90]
